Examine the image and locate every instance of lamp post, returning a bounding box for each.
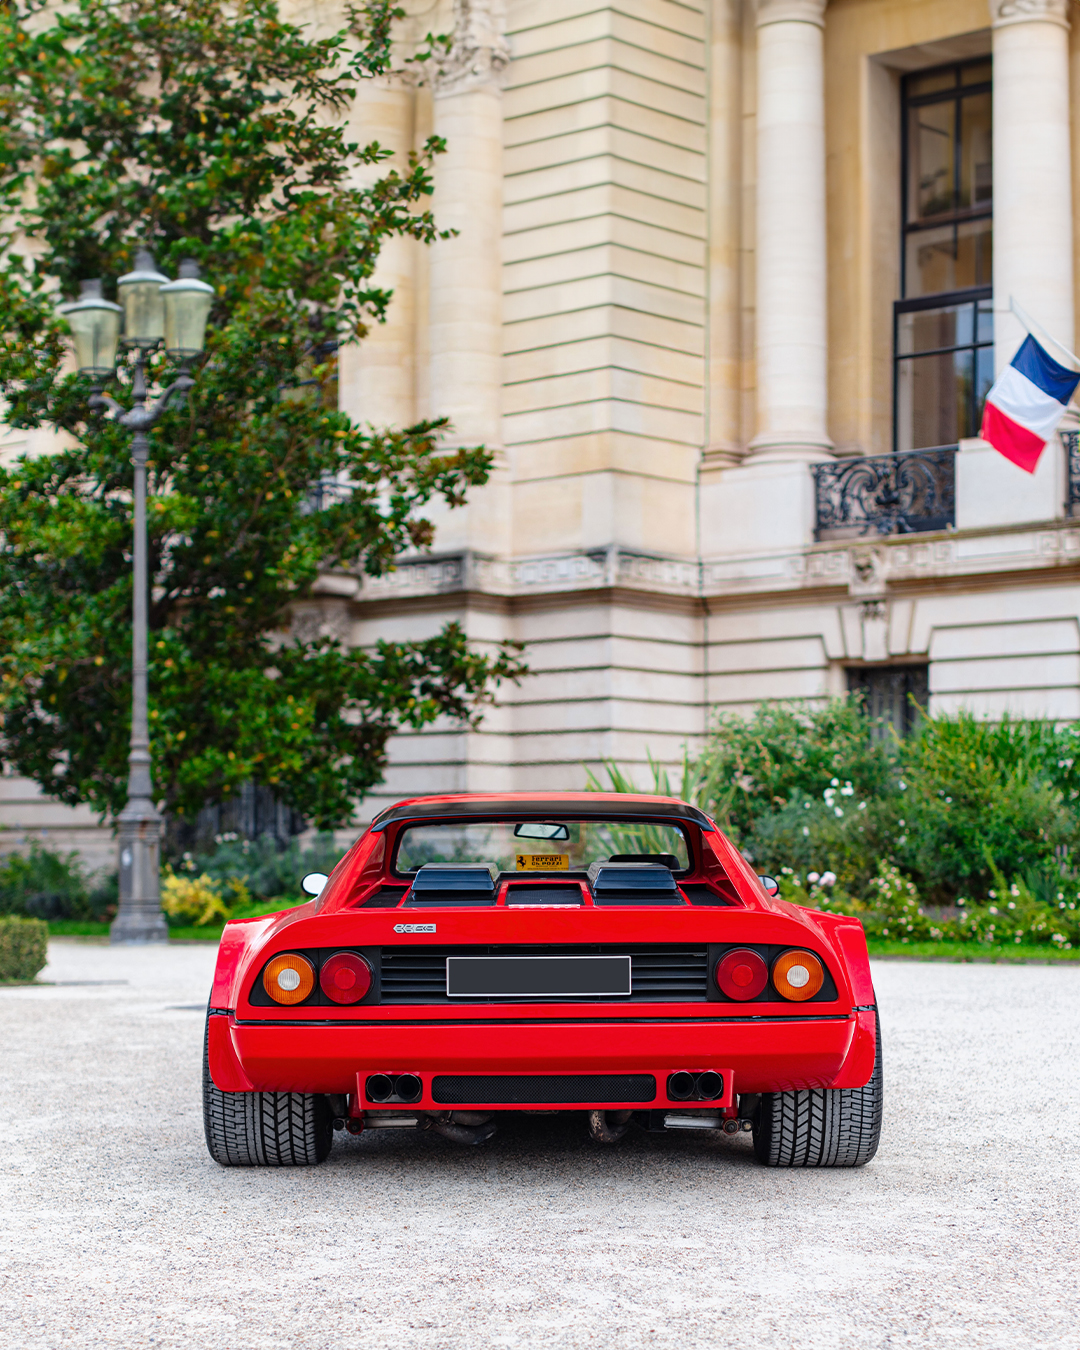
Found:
[61,251,214,944]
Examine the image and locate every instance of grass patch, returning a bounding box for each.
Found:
[867,938,1080,963]
[47,898,298,943]
[47,921,110,937]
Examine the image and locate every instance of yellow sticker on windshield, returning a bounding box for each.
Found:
[515,853,569,871]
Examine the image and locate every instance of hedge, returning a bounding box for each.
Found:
[0,916,48,982]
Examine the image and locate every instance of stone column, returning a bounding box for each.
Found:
[748,0,831,462]
[703,0,744,470]
[339,78,417,429]
[428,1,508,457]
[959,0,1074,530]
[991,0,1074,369]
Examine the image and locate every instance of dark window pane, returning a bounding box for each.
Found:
[897,349,974,450]
[905,218,992,297]
[908,69,957,97]
[976,344,995,419]
[961,59,992,86]
[905,224,955,297]
[897,303,969,356]
[954,217,993,289]
[908,100,955,221]
[959,91,992,207]
[977,297,994,343]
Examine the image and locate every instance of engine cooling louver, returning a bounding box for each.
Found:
[379,945,709,1003]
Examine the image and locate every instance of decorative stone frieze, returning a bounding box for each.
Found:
[357,549,703,602]
[990,0,1069,28]
[431,0,510,97]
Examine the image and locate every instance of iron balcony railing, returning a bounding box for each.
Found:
[813,446,956,540]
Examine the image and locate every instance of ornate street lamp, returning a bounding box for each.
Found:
[61,250,214,944]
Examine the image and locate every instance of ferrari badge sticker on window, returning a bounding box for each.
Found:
[516,853,570,871]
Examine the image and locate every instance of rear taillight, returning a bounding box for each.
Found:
[715,948,768,1000]
[262,953,315,1005]
[772,949,824,1001]
[319,952,373,1004]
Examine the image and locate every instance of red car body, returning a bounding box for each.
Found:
[206,793,878,1119]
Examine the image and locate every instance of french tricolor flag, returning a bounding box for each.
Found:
[980,334,1080,474]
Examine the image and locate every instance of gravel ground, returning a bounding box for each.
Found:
[0,942,1077,1350]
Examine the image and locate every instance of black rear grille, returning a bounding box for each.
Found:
[379,945,708,1003]
[431,1073,656,1104]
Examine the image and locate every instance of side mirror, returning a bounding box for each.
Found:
[758,875,779,897]
[301,872,329,897]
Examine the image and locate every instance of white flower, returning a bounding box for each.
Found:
[820,871,837,887]
[830,777,840,787]
[834,807,844,818]
[808,872,820,884]
[841,783,854,797]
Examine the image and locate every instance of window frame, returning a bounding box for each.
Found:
[900,60,993,299]
[895,58,993,455]
[892,285,994,454]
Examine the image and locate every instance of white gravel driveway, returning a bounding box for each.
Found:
[0,940,1077,1350]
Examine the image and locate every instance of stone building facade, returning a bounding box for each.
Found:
[4,0,1080,851]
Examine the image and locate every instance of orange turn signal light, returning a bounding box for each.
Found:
[771,949,824,1001]
[263,953,315,1005]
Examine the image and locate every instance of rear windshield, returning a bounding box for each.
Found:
[394,819,691,875]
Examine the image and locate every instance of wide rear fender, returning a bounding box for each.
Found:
[211,906,318,1010]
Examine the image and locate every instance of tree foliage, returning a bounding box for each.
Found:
[0,0,523,828]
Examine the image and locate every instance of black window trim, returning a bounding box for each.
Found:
[900,58,993,300]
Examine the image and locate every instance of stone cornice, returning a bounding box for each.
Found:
[990,0,1069,28]
[756,0,827,29]
[432,0,510,97]
[348,522,1080,612]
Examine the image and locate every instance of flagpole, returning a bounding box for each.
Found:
[1009,295,1080,371]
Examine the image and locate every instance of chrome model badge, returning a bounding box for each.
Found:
[393,923,436,934]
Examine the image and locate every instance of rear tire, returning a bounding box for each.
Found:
[752,1010,883,1167]
[202,1015,333,1167]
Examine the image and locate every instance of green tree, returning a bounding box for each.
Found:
[0,0,523,830]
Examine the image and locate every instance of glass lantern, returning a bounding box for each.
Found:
[117,249,169,347]
[59,280,122,377]
[159,260,214,360]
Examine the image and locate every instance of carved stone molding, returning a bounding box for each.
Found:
[432,0,511,97]
[990,0,1069,28]
[756,0,827,28]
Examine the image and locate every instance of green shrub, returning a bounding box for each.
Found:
[172,832,342,904]
[160,871,242,928]
[896,714,1080,903]
[0,844,114,920]
[588,698,1080,941]
[0,915,48,981]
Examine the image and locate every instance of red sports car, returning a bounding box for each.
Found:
[203,793,882,1168]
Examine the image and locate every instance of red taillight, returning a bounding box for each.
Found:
[319,951,373,1005]
[715,948,768,1000]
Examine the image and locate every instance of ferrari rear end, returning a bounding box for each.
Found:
[204,793,882,1168]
